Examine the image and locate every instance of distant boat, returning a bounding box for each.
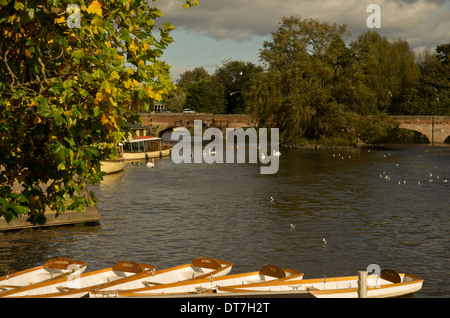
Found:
[122,136,172,161]
[216,269,424,298]
[100,143,126,174]
[0,258,87,294]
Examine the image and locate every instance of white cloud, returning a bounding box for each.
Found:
[157,0,449,49]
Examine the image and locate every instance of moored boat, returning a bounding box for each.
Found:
[215,269,424,298]
[0,261,155,298]
[122,136,171,161]
[110,265,304,298]
[90,257,233,297]
[100,143,126,174]
[0,258,87,293]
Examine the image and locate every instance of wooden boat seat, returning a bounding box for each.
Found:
[43,258,86,271]
[191,257,221,270]
[112,261,155,274]
[380,269,401,284]
[259,265,286,279]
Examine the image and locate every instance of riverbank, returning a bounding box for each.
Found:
[0,205,100,231]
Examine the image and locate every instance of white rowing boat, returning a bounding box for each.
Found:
[0,258,87,293]
[216,269,424,298]
[89,257,232,297]
[109,265,304,298]
[1,257,231,298]
[0,260,155,298]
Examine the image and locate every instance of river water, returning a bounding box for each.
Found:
[1,144,449,298]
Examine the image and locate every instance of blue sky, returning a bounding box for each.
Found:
[155,0,450,80]
[163,29,268,78]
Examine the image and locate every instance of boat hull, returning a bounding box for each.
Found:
[216,273,424,298]
[113,266,304,298]
[1,258,232,298]
[90,258,233,297]
[0,261,154,298]
[100,158,126,174]
[0,258,87,294]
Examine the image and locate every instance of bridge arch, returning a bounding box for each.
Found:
[393,116,450,144]
[397,127,432,143]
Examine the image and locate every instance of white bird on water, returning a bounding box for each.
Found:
[290,224,296,230]
[146,159,155,168]
[273,150,281,157]
[322,238,327,247]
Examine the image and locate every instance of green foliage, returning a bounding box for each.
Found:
[248,16,363,145]
[166,62,264,114]
[416,44,450,116]
[246,16,446,146]
[215,61,264,114]
[350,32,421,115]
[0,0,196,225]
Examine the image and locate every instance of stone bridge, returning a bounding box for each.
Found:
[392,116,450,144]
[141,113,450,144]
[141,113,257,137]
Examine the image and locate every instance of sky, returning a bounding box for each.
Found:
[154,0,450,80]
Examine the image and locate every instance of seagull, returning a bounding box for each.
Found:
[322,238,327,248]
[261,153,266,161]
[270,196,274,201]
[273,150,281,157]
[146,159,155,168]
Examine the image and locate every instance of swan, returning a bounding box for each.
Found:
[146,159,155,168]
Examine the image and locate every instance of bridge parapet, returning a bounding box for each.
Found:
[140,113,449,144]
[140,113,256,137]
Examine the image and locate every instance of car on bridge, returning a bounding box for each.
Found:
[182,108,196,114]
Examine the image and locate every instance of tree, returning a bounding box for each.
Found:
[0,0,197,225]
[350,32,421,115]
[214,60,263,114]
[247,17,400,146]
[416,44,450,116]
[248,16,355,145]
[176,67,228,113]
